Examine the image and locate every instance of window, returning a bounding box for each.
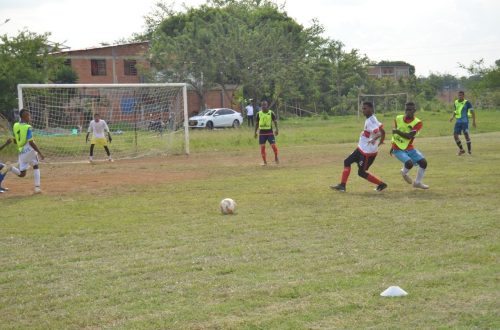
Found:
[124,59,137,76]
[91,59,106,76]
[63,58,71,66]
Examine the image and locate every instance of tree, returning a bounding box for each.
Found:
[0,30,73,118]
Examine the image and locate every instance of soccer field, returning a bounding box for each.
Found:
[1,112,499,328]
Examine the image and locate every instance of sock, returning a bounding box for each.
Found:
[366,174,382,185]
[455,139,463,150]
[260,145,266,163]
[415,166,425,184]
[10,166,21,176]
[341,167,351,185]
[34,169,41,187]
[402,167,410,175]
[466,139,471,153]
[271,144,278,160]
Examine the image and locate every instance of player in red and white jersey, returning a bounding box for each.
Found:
[330,101,387,192]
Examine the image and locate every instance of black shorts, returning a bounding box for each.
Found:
[345,148,377,171]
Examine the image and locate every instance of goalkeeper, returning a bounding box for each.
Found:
[86,113,113,163]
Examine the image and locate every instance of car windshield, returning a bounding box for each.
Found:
[196,109,211,116]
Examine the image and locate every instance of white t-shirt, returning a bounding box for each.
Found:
[358,115,383,154]
[88,119,109,138]
[245,105,254,116]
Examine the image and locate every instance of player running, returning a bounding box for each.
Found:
[330,101,387,192]
[391,102,429,189]
[7,109,45,194]
[450,91,476,155]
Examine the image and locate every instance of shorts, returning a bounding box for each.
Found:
[454,121,469,135]
[18,149,39,171]
[345,148,377,171]
[259,134,276,145]
[392,148,425,164]
[91,137,108,146]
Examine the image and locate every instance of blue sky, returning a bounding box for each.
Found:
[1,0,499,76]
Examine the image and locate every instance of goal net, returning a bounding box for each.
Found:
[358,93,409,116]
[17,83,189,163]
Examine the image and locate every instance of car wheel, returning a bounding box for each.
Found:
[232,120,240,128]
[206,121,214,129]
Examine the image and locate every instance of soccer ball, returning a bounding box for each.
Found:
[220,198,236,215]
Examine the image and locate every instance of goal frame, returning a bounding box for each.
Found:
[17,83,190,156]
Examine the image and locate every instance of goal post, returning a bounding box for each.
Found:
[358,93,409,117]
[17,83,190,162]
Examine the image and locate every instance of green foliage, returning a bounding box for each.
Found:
[0,30,71,118]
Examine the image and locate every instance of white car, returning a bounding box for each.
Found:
[188,108,243,129]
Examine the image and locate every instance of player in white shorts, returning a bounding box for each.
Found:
[86,113,113,163]
[8,109,45,194]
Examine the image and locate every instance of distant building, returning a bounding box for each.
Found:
[54,41,237,114]
[368,64,411,79]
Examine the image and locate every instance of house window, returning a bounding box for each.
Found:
[64,58,72,66]
[124,59,137,76]
[91,59,107,76]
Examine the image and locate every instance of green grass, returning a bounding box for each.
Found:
[1,111,499,329]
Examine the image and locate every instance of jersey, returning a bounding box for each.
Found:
[256,110,277,135]
[391,116,423,151]
[358,114,383,155]
[455,99,473,123]
[88,120,110,138]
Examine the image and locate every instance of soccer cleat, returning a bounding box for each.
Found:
[413,182,429,189]
[468,151,472,155]
[108,158,114,162]
[375,183,388,191]
[0,187,5,193]
[34,187,42,194]
[275,157,279,165]
[330,184,346,192]
[260,161,267,166]
[0,186,8,191]
[457,149,465,156]
[400,169,412,184]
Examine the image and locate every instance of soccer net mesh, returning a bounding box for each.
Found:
[17,83,189,163]
[358,93,409,116]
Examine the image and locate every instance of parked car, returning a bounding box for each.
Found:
[188,108,243,129]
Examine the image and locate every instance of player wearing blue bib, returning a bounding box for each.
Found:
[449,91,476,155]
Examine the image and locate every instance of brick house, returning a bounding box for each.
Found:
[367,64,411,79]
[55,41,237,115]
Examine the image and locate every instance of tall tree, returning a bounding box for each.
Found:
[0,30,72,118]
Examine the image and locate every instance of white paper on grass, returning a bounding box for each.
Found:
[380,286,408,297]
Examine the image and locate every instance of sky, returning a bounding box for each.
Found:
[1,0,499,77]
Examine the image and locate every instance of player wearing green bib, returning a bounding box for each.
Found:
[8,109,45,194]
[391,102,429,189]
[449,91,476,155]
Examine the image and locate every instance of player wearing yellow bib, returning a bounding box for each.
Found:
[391,102,429,189]
[254,100,279,165]
[449,91,476,155]
[7,109,45,194]
[86,113,113,163]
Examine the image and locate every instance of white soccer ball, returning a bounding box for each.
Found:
[220,198,236,215]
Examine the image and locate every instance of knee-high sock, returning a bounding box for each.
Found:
[366,174,382,185]
[10,166,21,176]
[466,138,471,152]
[34,168,41,187]
[271,144,278,158]
[341,167,351,185]
[260,145,266,162]
[415,166,425,184]
[455,139,463,150]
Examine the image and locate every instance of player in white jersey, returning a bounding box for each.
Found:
[86,113,113,163]
[330,101,387,192]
